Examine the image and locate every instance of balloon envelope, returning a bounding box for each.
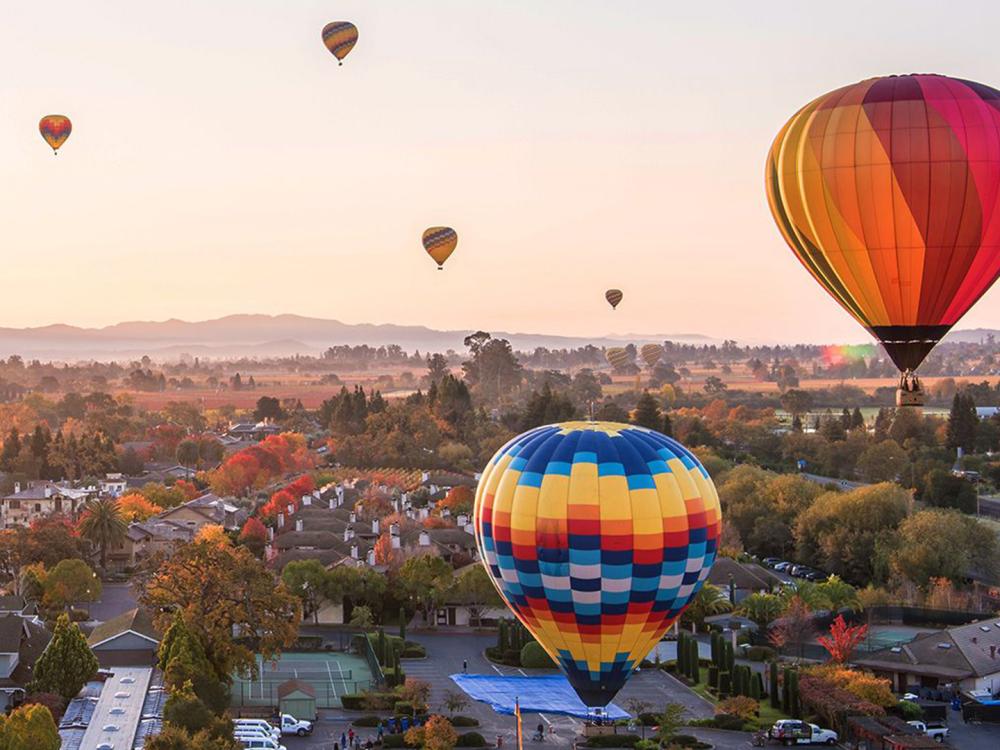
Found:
[767,74,1000,373]
[39,115,71,153]
[604,347,632,370]
[322,21,359,63]
[474,421,721,706]
[605,289,623,309]
[640,344,664,368]
[422,227,458,268]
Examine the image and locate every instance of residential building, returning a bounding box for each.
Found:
[0,614,51,710]
[156,492,243,532]
[0,481,95,528]
[58,667,165,750]
[87,608,161,668]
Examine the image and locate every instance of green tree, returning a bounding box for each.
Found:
[736,592,785,629]
[176,439,201,468]
[780,389,813,419]
[680,583,732,632]
[164,680,215,735]
[447,564,502,628]
[397,555,454,625]
[654,703,685,744]
[43,558,101,610]
[946,392,978,454]
[0,703,60,750]
[631,391,662,429]
[350,605,374,628]
[30,614,98,700]
[856,440,907,483]
[921,469,977,514]
[281,559,329,624]
[253,396,285,422]
[77,497,127,569]
[891,509,998,586]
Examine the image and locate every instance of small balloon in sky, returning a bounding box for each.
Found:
[605,289,623,310]
[322,22,359,65]
[422,227,458,270]
[39,115,72,154]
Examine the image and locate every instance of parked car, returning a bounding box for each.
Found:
[277,714,313,736]
[236,736,286,750]
[790,565,813,578]
[763,557,782,568]
[803,570,828,581]
[233,720,279,740]
[907,721,949,742]
[774,562,793,572]
[234,726,278,741]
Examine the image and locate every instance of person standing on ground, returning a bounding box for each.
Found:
[463,659,468,673]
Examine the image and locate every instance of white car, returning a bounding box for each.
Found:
[804,724,838,745]
[278,713,313,736]
[233,720,280,740]
[235,727,279,741]
[237,737,286,750]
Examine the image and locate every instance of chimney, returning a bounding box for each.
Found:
[390,522,399,537]
[277,513,285,529]
[366,548,376,566]
[419,508,429,520]
[390,523,401,549]
[405,508,415,520]
[457,513,469,527]
[465,523,475,535]
[349,511,356,523]
[44,486,52,498]
[441,508,451,518]
[13,483,20,494]
[372,518,380,535]
[287,503,295,517]
[295,518,304,533]
[344,525,355,542]
[351,543,359,560]
[302,494,311,507]
[419,531,431,547]
[421,472,429,483]
[267,526,274,542]
[265,543,273,558]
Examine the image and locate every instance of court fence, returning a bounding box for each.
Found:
[232,676,378,709]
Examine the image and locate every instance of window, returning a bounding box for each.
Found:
[8,500,18,510]
[34,503,41,513]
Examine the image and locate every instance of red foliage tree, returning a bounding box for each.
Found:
[817,614,869,663]
[438,486,474,515]
[239,517,268,557]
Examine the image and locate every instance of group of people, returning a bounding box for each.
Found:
[332,716,423,750]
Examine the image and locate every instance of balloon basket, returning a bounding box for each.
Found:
[896,387,924,408]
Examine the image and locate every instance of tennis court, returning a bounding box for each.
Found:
[857,626,925,652]
[231,651,376,709]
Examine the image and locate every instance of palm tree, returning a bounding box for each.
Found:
[681,583,733,633]
[78,498,127,570]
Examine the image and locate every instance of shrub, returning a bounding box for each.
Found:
[353,715,382,727]
[638,713,659,726]
[671,736,711,749]
[68,608,89,622]
[717,696,758,722]
[457,731,487,747]
[383,734,408,748]
[394,701,414,716]
[450,716,480,727]
[519,641,555,669]
[746,646,776,662]
[688,714,745,731]
[402,646,427,658]
[584,734,640,747]
[898,700,923,720]
[635,741,658,750]
[341,692,397,710]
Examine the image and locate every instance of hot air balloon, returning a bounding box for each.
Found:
[766,74,1000,407]
[422,227,458,269]
[474,421,721,707]
[640,344,664,369]
[605,289,623,310]
[322,21,359,65]
[604,347,632,370]
[39,115,71,154]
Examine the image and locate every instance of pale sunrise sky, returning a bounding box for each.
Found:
[5,1,1000,344]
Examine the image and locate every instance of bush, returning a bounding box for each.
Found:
[450,716,480,727]
[68,608,89,622]
[711,714,745,731]
[638,713,659,727]
[746,646,776,662]
[671,736,711,749]
[457,731,487,747]
[584,734,641,747]
[394,701,414,716]
[717,696,758,722]
[382,734,408,748]
[402,646,427,659]
[635,741,659,750]
[520,641,555,669]
[341,692,397,710]
[897,700,923,720]
[353,715,382,727]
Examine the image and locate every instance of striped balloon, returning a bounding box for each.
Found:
[422,227,458,269]
[39,115,71,154]
[474,421,721,706]
[640,344,664,369]
[322,21,359,65]
[605,347,632,370]
[605,289,623,310]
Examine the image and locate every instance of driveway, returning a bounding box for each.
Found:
[89,582,139,622]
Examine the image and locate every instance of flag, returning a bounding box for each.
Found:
[515,697,522,750]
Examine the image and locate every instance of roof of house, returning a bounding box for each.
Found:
[87,608,160,648]
[2,481,92,501]
[2,617,51,687]
[855,617,1000,679]
[0,595,26,612]
[706,557,782,590]
[271,549,348,571]
[0,615,25,653]
[277,678,316,699]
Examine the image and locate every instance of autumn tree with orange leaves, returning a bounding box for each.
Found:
[117,493,163,522]
[817,614,868,663]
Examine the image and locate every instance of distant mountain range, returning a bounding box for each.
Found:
[0,314,717,361]
[0,314,992,361]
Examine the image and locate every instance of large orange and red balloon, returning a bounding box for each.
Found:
[39,115,71,154]
[473,422,721,706]
[766,74,1000,373]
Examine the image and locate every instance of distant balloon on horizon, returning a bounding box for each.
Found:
[422,227,458,269]
[39,115,71,154]
[322,21,358,65]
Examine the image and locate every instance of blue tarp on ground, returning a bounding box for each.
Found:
[450,674,630,720]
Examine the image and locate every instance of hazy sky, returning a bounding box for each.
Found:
[5,1,1000,344]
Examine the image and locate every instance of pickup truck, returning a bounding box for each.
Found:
[278,714,313,736]
[907,721,949,742]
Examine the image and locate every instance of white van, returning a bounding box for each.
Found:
[233,719,280,740]
[235,727,278,741]
[237,736,286,750]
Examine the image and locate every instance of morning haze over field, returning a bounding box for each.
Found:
[8,3,1000,750]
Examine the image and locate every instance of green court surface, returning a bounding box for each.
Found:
[857,627,922,651]
[231,651,376,709]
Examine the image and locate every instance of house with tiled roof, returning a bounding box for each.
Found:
[156,492,243,532]
[854,617,1000,694]
[0,480,96,528]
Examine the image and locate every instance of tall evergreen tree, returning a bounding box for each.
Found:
[31,614,98,699]
[631,391,662,430]
[946,392,978,454]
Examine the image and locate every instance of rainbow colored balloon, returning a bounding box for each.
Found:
[39,115,72,154]
[322,21,359,65]
[422,227,458,269]
[474,421,721,707]
[766,74,1000,374]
